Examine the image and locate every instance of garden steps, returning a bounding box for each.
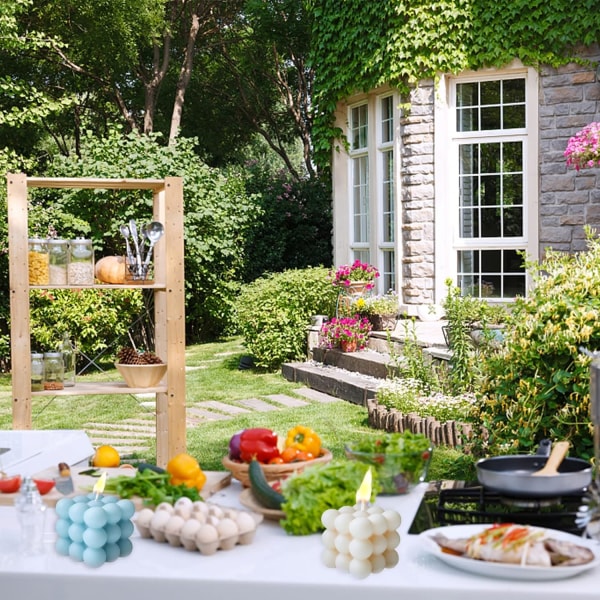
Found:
[282,318,451,406]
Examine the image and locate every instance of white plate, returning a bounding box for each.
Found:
[419,524,600,581]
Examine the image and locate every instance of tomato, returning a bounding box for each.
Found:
[268,456,285,464]
[281,446,300,463]
[33,478,56,495]
[293,451,314,462]
[0,475,21,493]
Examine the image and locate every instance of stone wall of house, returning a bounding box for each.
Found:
[539,44,600,255]
[399,80,436,305]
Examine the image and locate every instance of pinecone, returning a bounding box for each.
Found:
[117,347,163,365]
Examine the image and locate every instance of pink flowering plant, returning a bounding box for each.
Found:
[564,122,600,170]
[319,315,372,349]
[330,260,380,290]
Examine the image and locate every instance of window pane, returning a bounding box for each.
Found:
[382,151,394,242]
[460,208,478,237]
[481,106,501,130]
[503,104,526,129]
[382,250,396,293]
[351,104,368,150]
[481,207,501,237]
[457,82,478,107]
[480,80,501,105]
[353,156,369,242]
[381,96,393,144]
[503,141,523,171]
[457,249,526,299]
[480,174,500,206]
[460,175,478,207]
[503,207,523,236]
[481,144,501,175]
[457,107,479,132]
[503,78,525,103]
[459,144,478,175]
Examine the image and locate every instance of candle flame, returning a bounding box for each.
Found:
[355,467,372,507]
[93,471,107,498]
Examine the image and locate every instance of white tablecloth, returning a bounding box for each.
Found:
[1,480,599,599]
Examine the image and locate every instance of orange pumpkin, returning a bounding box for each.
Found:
[95,255,127,284]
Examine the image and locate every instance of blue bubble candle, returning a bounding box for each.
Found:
[54,471,135,567]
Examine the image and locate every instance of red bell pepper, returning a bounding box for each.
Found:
[239,428,280,463]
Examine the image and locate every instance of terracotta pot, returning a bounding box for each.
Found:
[340,339,358,352]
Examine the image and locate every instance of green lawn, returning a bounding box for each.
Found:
[0,337,473,480]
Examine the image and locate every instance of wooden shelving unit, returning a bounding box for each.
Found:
[6,174,186,467]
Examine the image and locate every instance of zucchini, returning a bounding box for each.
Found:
[248,459,286,510]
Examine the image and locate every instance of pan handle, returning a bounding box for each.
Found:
[535,439,551,456]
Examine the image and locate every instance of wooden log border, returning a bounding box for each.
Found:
[366,399,485,448]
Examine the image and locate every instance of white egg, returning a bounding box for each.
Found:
[334,533,351,554]
[174,496,193,510]
[321,508,339,529]
[174,504,193,519]
[348,515,373,539]
[321,548,338,568]
[190,510,207,523]
[370,553,386,573]
[135,508,154,529]
[195,524,219,545]
[224,508,239,520]
[349,558,372,579]
[207,504,224,519]
[333,512,354,534]
[192,501,209,515]
[382,509,402,531]
[165,515,185,534]
[383,548,399,568]
[235,512,257,534]
[216,517,239,540]
[385,530,401,550]
[150,510,171,530]
[155,502,174,514]
[321,529,337,550]
[368,513,388,536]
[180,518,202,539]
[348,538,373,561]
[208,515,221,527]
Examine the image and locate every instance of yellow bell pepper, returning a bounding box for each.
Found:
[166,452,207,490]
[285,425,322,456]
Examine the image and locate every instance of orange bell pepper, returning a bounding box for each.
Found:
[285,425,321,457]
[166,453,207,490]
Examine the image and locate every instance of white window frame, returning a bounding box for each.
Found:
[434,64,539,302]
[346,91,400,295]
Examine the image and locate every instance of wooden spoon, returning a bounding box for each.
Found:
[531,440,570,477]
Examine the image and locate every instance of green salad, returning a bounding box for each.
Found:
[346,431,432,494]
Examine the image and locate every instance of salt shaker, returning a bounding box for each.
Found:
[14,476,47,555]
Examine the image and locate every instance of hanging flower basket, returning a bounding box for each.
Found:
[564,122,600,170]
[319,316,372,351]
[330,260,379,291]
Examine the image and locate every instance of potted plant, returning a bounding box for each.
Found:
[330,260,380,294]
[351,293,399,330]
[319,315,373,352]
[565,121,600,170]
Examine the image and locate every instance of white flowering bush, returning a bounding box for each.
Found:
[376,378,477,422]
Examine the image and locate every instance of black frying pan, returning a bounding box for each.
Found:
[476,440,592,497]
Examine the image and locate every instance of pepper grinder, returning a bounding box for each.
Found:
[14,476,47,555]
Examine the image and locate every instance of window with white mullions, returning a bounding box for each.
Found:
[452,75,528,300]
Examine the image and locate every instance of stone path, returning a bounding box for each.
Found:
[83,386,343,459]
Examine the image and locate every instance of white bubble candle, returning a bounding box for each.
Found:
[321,468,401,579]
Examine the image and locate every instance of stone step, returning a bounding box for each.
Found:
[281,361,380,406]
[311,347,395,379]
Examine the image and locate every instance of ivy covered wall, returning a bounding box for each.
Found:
[311,0,600,166]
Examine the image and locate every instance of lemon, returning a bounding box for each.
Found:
[92,445,121,468]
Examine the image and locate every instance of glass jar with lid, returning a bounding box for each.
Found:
[48,239,69,285]
[28,238,49,285]
[43,352,64,390]
[68,238,94,285]
[30,353,44,392]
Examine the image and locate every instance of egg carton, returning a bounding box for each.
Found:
[134,497,263,554]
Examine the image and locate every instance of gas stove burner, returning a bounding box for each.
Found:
[498,494,563,509]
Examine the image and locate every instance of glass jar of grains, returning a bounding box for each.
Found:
[28,238,49,285]
[68,238,94,285]
[48,239,69,285]
[43,352,64,390]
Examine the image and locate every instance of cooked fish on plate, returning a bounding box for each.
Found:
[419,523,600,580]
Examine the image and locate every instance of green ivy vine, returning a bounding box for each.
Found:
[310,0,600,167]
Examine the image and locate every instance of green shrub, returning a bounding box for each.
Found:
[235,267,338,370]
[29,288,145,366]
[472,227,600,460]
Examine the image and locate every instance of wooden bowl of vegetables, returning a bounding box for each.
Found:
[222,426,332,487]
[222,449,333,487]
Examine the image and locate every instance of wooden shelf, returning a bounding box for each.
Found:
[31,381,169,396]
[7,173,186,467]
[30,283,166,290]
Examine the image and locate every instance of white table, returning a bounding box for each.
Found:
[0,481,598,599]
